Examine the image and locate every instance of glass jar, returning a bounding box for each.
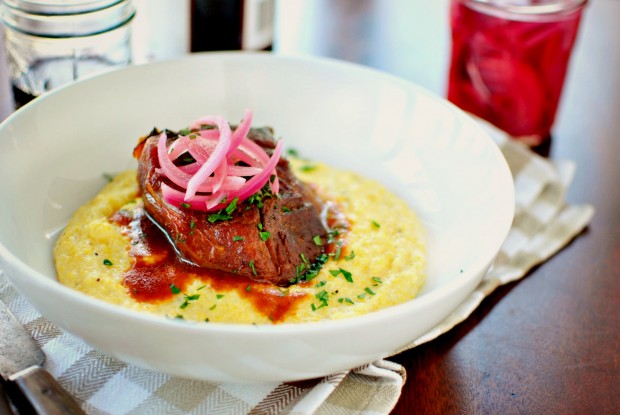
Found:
[1,0,136,108]
[447,0,587,147]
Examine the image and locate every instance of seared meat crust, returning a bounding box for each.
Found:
[135,127,326,286]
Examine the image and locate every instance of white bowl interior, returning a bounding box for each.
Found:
[0,52,514,382]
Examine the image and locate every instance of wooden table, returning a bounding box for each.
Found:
[276,1,620,413]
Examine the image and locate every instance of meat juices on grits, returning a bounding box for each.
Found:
[54,111,426,324]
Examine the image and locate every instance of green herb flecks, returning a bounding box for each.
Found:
[207,197,239,223]
[102,259,113,266]
[170,284,181,294]
[249,260,257,276]
[180,293,200,309]
[286,148,299,157]
[313,235,324,246]
[246,183,274,209]
[371,220,381,229]
[315,290,329,308]
[300,165,317,172]
[329,268,353,283]
[344,250,355,261]
[290,250,331,285]
[233,236,244,242]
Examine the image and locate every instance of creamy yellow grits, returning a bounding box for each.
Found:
[54,159,426,324]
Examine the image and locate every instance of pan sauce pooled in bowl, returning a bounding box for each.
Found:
[53,111,426,324]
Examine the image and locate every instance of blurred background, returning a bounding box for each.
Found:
[1,0,619,163]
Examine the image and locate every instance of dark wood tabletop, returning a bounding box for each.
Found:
[276,0,620,413]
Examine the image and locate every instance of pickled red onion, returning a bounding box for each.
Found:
[156,110,283,211]
[184,115,231,200]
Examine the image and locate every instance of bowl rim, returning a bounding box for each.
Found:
[0,51,515,336]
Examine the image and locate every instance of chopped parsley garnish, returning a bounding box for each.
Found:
[259,231,270,241]
[180,128,191,136]
[371,220,381,228]
[216,294,225,299]
[249,260,257,275]
[286,148,299,157]
[372,277,383,284]
[225,197,239,215]
[315,290,329,308]
[344,250,356,261]
[102,259,113,266]
[190,220,196,229]
[180,293,200,309]
[290,253,328,284]
[282,207,291,213]
[233,236,244,242]
[246,284,251,293]
[102,173,114,182]
[209,304,217,310]
[338,297,354,305]
[329,268,353,283]
[181,202,191,209]
[208,211,232,223]
[313,235,323,246]
[357,293,366,300]
[300,165,317,172]
[207,197,239,223]
[315,280,327,288]
[365,287,376,295]
[170,284,181,294]
[246,183,274,209]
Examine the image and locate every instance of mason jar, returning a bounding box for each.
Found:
[1,0,136,108]
[447,0,587,147]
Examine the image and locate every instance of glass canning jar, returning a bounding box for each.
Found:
[1,0,136,107]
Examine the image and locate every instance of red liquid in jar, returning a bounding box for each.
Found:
[447,1,584,144]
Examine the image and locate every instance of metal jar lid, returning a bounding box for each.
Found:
[1,0,136,37]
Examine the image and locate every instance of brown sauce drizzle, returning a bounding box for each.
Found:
[108,196,349,323]
[109,206,311,322]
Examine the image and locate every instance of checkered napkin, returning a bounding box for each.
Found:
[0,121,594,415]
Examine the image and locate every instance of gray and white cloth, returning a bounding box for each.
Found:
[0,120,594,414]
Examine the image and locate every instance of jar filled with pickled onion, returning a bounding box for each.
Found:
[447,0,587,148]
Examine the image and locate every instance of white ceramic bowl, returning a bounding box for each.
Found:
[0,52,514,383]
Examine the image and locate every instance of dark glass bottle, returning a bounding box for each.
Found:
[190,0,274,52]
